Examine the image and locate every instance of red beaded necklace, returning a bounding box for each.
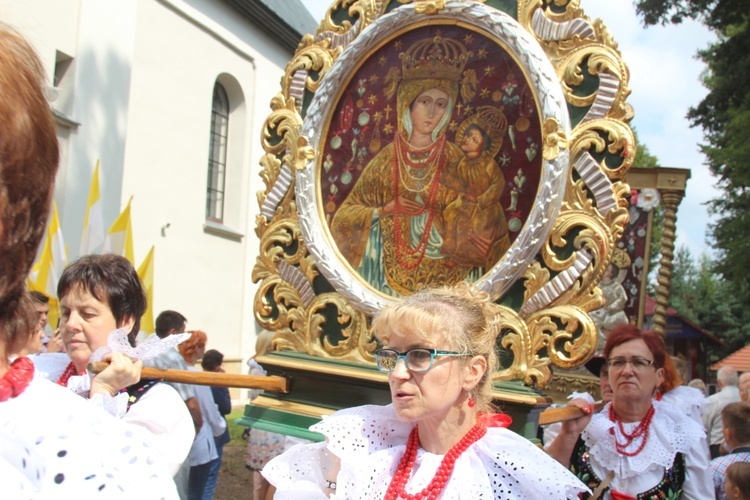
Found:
[608,404,655,457]
[384,421,486,500]
[391,133,448,270]
[0,357,35,402]
[57,361,80,388]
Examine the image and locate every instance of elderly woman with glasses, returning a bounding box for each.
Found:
[548,324,713,499]
[262,283,588,498]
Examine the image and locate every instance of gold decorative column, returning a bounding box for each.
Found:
[653,189,685,336]
[624,168,691,337]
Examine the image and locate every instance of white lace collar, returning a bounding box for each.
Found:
[582,399,705,479]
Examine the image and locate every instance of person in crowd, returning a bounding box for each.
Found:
[29,291,50,333]
[10,296,45,357]
[245,330,291,500]
[710,402,750,499]
[179,330,226,500]
[201,349,231,500]
[739,372,750,403]
[705,366,742,458]
[548,324,713,498]
[29,290,65,353]
[689,377,707,395]
[145,309,204,499]
[659,353,705,424]
[725,462,750,500]
[262,283,589,498]
[0,23,184,496]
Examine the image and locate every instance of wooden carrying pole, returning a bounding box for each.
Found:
[89,360,595,425]
[537,401,605,426]
[87,362,290,393]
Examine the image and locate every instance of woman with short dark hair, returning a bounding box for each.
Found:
[47,253,195,478]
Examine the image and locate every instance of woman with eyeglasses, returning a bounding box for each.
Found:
[547,323,713,499]
[262,283,588,498]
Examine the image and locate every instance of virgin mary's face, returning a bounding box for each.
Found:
[410,88,449,138]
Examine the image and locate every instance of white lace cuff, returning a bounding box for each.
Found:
[89,392,130,419]
[90,329,191,362]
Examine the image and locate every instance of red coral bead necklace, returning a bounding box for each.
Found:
[608,403,655,457]
[384,421,486,500]
[0,357,35,402]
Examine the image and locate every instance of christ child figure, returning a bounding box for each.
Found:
[441,121,510,270]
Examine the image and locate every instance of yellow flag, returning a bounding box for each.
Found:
[80,160,105,255]
[136,246,155,334]
[103,196,134,264]
[28,201,66,328]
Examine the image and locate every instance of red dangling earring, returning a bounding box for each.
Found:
[467,391,475,408]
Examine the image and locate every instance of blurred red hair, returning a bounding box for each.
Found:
[179,329,207,361]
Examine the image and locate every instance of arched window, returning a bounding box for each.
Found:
[206,83,229,221]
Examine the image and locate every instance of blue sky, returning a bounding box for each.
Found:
[301,0,717,258]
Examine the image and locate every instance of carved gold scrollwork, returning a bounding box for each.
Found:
[569,118,636,179]
[493,304,596,387]
[253,217,375,363]
[261,94,314,172]
[307,294,376,361]
[557,45,631,119]
[519,0,583,28]
[283,35,340,96]
[318,0,385,37]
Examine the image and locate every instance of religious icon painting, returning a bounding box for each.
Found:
[296,3,570,313]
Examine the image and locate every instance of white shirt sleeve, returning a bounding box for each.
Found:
[683,433,714,500]
[122,383,195,475]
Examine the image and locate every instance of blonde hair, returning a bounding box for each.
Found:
[255,330,275,357]
[372,282,501,412]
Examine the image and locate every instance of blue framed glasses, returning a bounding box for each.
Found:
[374,347,469,373]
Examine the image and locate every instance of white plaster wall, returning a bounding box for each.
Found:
[3,0,301,363]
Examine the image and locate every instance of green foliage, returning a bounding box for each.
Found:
[635,1,750,305]
[665,247,750,363]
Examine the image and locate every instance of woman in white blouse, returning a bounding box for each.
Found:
[548,324,713,499]
[262,283,588,498]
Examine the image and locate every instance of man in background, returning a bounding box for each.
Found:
[29,291,49,332]
[704,366,742,458]
[144,310,203,500]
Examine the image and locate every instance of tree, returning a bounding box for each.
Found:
[664,246,750,363]
[635,0,750,302]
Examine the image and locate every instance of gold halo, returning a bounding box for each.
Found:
[455,105,508,158]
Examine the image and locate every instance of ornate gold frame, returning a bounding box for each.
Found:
[253,0,634,388]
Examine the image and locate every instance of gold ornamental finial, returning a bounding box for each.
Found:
[413,0,446,15]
